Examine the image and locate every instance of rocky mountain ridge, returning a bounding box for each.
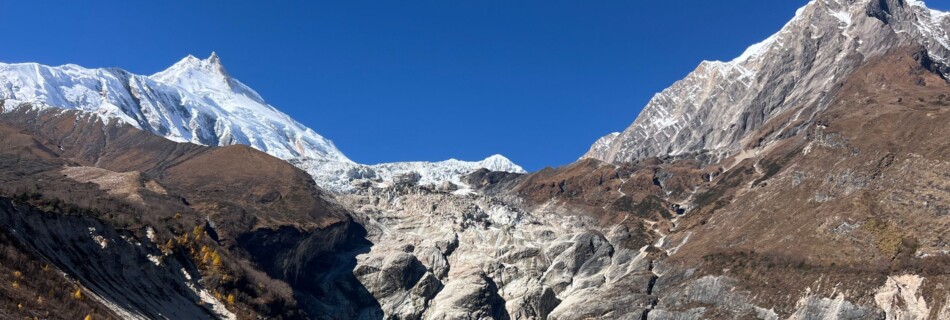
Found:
[583,0,950,164]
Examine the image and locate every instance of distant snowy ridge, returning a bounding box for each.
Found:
[0,53,525,192]
[292,154,526,193]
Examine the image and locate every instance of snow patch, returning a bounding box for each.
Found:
[85,289,150,320]
[185,282,237,320]
[147,254,162,266]
[452,188,475,196]
[146,226,156,242]
[830,11,852,28]
[88,227,109,249]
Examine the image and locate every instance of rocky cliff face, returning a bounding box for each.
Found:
[332,182,658,319]
[583,0,950,164]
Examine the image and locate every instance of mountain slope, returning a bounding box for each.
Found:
[647,46,950,319]
[0,102,370,319]
[584,0,950,164]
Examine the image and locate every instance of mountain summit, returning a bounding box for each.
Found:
[150,52,251,99]
[0,53,349,162]
[583,0,950,163]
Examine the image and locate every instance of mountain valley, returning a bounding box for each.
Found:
[1,0,949,319]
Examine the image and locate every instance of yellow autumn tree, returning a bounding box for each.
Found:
[200,246,213,265]
[84,315,92,320]
[226,293,236,305]
[177,233,190,246]
[211,251,223,267]
[163,239,176,254]
[73,288,83,300]
[12,270,22,289]
[192,225,204,240]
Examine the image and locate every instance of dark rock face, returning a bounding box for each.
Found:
[866,0,898,23]
[464,169,525,192]
[0,198,217,319]
[237,222,383,319]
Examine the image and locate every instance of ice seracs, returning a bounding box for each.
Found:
[292,154,526,193]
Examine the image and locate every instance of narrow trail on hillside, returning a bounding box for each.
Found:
[639,200,690,319]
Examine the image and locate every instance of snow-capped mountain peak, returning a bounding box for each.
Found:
[467,154,525,173]
[0,53,350,162]
[0,53,526,193]
[155,52,226,77]
[151,52,266,104]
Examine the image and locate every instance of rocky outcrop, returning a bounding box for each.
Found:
[330,182,670,319]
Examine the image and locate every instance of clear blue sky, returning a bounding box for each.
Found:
[2,1,946,171]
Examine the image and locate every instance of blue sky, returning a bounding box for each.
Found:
[2,1,947,171]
